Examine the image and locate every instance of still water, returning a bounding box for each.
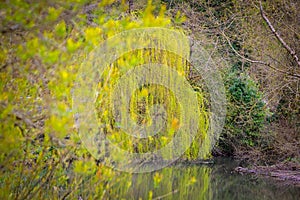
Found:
[107,158,299,200]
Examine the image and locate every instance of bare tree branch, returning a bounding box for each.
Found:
[128,0,133,13]
[221,31,300,79]
[260,1,300,68]
[13,110,38,129]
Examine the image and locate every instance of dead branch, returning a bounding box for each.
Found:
[221,31,300,79]
[260,1,300,68]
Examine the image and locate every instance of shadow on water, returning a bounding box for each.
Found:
[107,158,299,200]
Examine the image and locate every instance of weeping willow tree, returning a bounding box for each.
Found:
[94,39,211,166]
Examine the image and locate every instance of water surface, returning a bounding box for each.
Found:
[107,158,299,199]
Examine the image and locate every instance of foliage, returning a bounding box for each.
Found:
[95,48,210,161]
[0,0,211,198]
[220,66,266,152]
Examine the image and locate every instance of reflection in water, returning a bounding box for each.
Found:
[105,158,299,200]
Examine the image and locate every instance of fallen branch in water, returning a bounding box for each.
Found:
[235,165,300,185]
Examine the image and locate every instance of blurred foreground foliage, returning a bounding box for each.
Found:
[0,0,209,198]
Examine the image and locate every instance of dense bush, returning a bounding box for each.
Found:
[218,65,267,154]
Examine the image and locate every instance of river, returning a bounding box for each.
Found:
[104,158,299,199]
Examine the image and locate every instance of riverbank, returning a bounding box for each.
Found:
[213,120,300,186]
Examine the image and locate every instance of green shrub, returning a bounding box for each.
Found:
[218,67,267,154]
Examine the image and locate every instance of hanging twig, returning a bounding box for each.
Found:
[260,1,300,68]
